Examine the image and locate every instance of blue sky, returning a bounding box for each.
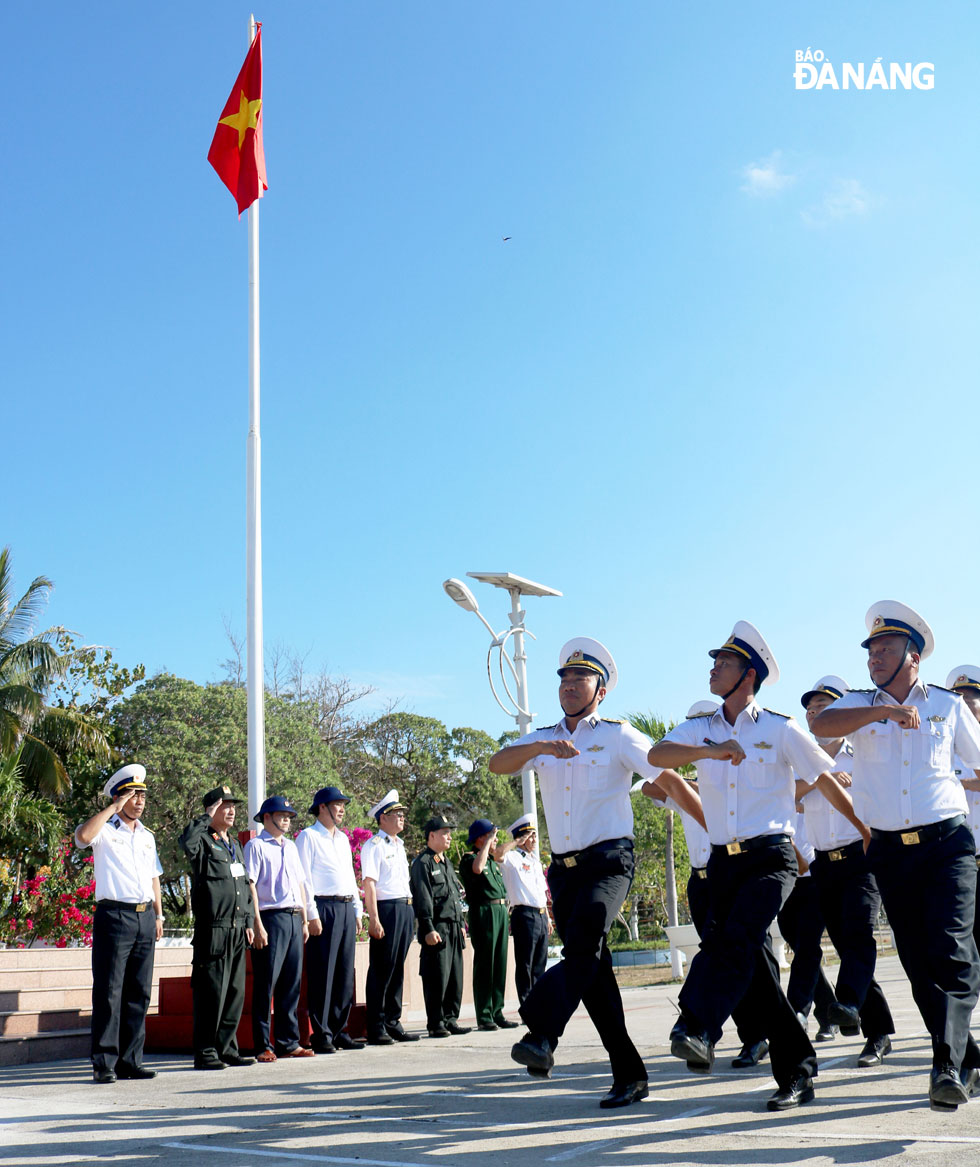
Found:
[7,1,978,743]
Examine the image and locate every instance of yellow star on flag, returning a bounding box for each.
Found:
[219,89,262,150]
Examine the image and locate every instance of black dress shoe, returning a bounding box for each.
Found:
[670,1030,714,1072]
[767,1073,814,1111]
[116,1065,157,1080]
[857,1035,891,1068]
[961,1067,980,1097]
[221,1054,256,1067]
[814,1022,838,1042]
[428,1027,451,1038]
[445,1021,472,1035]
[311,1040,336,1054]
[194,1053,227,1070]
[367,1032,395,1045]
[478,1021,499,1031]
[93,1068,117,1084]
[930,1065,970,1109]
[828,1001,861,1035]
[511,1033,555,1074]
[731,1040,769,1069]
[494,1017,520,1029]
[386,1026,420,1042]
[599,1080,649,1109]
[334,1033,365,1050]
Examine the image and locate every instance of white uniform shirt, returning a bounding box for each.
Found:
[662,702,832,847]
[800,744,862,852]
[954,755,980,854]
[296,820,360,900]
[510,715,662,853]
[76,814,163,903]
[500,848,549,909]
[652,789,712,869]
[359,831,411,899]
[793,810,814,878]
[833,682,980,831]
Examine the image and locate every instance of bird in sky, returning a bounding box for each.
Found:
[502,236,512,242]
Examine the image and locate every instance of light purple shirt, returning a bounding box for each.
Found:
[244,829,316,917]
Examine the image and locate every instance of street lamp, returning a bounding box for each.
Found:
[442,572,562,816]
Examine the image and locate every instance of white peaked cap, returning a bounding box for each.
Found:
[557,637,618,692]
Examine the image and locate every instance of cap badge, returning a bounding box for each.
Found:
[872,615,883,628]
[957,675,969,686]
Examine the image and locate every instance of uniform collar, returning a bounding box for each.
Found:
[557,713,601,735]
[873,678,928,704]
[310,818,337,837]
[711,699,761,730]
[425,846,444,863]
[258,828,286,846]
[110,812,146,833]
[379,830,400,843]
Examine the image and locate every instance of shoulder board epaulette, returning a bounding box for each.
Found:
[848,688,874,694]
[688,711,713,720]
[601,718,627,724]
[536,723,558,732]
[927,684,956,695]
[143,826,155,835]
[762,708,791,720]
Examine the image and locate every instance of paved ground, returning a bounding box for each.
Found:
[2,956,979,1167]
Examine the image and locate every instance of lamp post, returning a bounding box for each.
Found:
[442,572,561,817]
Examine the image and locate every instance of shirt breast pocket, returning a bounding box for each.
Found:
[920,722,952,768]
[745,754,780,790]
[862,723,892,761]
[586,756,612,789]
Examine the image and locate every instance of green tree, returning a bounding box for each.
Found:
[0,547,110,798]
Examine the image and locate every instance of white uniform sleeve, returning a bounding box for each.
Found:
[780,718,835,783]
[617,722,663,781]
[952,696,980,769]
[359,837,381,883]
[244,838,262,883]
[661,718,706,747]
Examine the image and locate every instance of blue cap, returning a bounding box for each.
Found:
[254,795,297,823]
[468,818,495,844]
[308,786,351,815]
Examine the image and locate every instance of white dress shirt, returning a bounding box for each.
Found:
[833,681,980,831]
[296,820,360,899]
[244,830,317,916]
[662,702,832,847]
[359,831,411,899]
[509,715,662,853]
[793,811,814,877]
[500,848,549,909]
[799,743,862,852]
[954,755,980,854]
[649,789,712,869]
[76,814,163,903]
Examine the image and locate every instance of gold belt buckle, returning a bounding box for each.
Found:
[726,842,742,856]
[135,903,146,912]
[564,855,577,868]
[695,868,708,879]
[828,849,843,862]
[900,831,920,845]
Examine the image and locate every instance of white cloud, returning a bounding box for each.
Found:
[740,150,795,197]
[802,179,871,227]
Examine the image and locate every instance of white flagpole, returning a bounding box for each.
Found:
[246,12,266,823]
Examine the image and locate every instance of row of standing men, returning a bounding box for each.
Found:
[74,773,552,1081]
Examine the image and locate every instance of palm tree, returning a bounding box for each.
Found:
[0,546,109,798]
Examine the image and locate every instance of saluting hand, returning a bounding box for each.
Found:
[113,788,139,814]
[712,739,746,765]
[543,739,580,760]
[885,704,920,729]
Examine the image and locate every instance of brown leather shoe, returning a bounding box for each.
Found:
[283,1046,315,1058]
[256,1049,277,1063]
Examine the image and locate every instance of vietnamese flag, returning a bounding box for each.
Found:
[208,25,267,215]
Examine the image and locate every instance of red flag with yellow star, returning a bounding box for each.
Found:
[208,26,267,215]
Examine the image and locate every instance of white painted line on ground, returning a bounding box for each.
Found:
[816,1056,850,1069]
[750,1131,980,1146]
[659,1105,715,1123]
[546,1138,620,1161]
[163,1142,422,1167]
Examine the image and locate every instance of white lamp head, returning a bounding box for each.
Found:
[443,578,480,613]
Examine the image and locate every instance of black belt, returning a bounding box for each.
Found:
[691,867,708,880]
[379,897,412,905]
[513,904,547,913]
[552,837,632,868]
[814,839,865,863]
[97,900,152,912]
[870,814,965,847]
[262,906,305,915]
[711,833,791,857]
[316,894,355,902]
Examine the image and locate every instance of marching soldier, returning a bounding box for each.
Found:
[179,785,262,1070]
[810,602,980,1109]
[649,622,869,1111]
[410,816,470,1037]
[74,764,163,1084]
